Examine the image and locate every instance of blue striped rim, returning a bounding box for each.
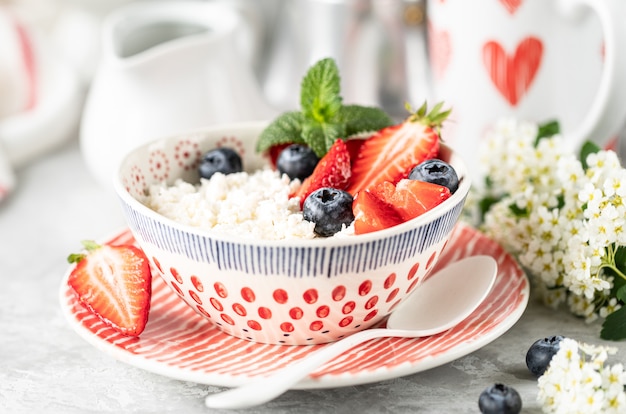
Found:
[119,198,465,278]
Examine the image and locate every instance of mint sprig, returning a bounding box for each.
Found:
[256,58,393,158]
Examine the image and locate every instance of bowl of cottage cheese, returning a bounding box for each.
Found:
[114,121,470,345]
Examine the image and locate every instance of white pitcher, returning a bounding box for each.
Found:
[80,0,275,189]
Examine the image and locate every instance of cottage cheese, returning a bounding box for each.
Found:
[142,168,353,240]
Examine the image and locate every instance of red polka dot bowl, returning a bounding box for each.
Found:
[114,121,471,345]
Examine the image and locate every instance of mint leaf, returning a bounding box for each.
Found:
[256,111,305,153]
[300,58,342,123]
[302,121,346,157]
[339,105,393,136]
[600,305,626,340]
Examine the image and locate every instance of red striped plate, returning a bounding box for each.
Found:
[59,222,528,389]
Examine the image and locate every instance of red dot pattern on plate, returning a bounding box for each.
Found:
[280,322,294,332]
[196,305,211,318]
[170,282,183,296]
[339,316,353,327]
[214,282,228,298]
[289,307,303,320]
[364,310,378,321]
[189,290,202,305]
[273,289,288,304]
[247,320,261,330]
[241,287,255,302]
[332,285,346,301]
[408,262,420,280]
[310,321,323,331]
[190,275,203,292]
[210,297,224,311]
[384,273,396,289]
[316,305,330,318]
[386,288,399,303]
[232,303,247,316]
[358,280,372,296]
[365,296,378,310]
[303,289,318,304]
[170,268,183,284]
[221,314,235,325]
[258,307,272,319]
[343,301,356,314]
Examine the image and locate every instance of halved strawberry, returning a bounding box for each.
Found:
[347,102,449,195]
[67,240,152,336]
[292,138,351,208]
[372,179,451,221]
[353,189,404,235]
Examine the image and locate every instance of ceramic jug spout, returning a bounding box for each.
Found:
[80,1,275,190]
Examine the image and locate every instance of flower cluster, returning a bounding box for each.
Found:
[472,118,626,339]
[537,338,626,413]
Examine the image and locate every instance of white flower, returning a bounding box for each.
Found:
[475,118,625,327]
[537,338,626,413]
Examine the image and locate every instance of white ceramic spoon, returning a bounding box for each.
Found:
[205,255,498,409]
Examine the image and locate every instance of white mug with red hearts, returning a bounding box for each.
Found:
[426,0,626,180]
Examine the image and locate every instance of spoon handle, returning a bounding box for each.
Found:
[205,327,413,409]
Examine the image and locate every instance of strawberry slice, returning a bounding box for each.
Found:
[292,138,351,207]
[347,102,449,195]
[353,189,404,235]
[67,240,152,336]
[372,179,451,221]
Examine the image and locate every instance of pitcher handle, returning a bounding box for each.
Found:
[558,0,626,150]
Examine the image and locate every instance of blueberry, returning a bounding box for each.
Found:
[526,335,564,377]
[303,188,354,237]
[478,383,522,414]
[198,148,243,180]
[277,144,319,181]
[408,159,459,193]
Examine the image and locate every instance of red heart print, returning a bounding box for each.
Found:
[499,0,523,14]
[482,37,543,106]
[428,22,451,79]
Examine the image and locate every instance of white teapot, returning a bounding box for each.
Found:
[80,0,275,189]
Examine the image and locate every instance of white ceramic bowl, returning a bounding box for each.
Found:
[114,121,471,345]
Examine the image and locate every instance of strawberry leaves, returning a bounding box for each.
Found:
[256,58,393,158]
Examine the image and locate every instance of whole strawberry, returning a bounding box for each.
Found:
[67,240,152,336]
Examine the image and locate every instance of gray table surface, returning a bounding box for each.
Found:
[2,138,625,414]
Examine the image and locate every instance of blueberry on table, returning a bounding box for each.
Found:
[277,144,319,181]
[526,335,564,377]
[199,148,243,180]
[478,383,522,414]
[303,188,354,237]
[408,159,459,193]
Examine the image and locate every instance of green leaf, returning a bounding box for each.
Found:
[302,121,346,157]
[534,120,560,146]
[256,111,306,153]
[616,285,626,303]
[339,105,393,136]
[300,58,343,124]
[66,240,100,264]
[600,306,626,340]
[580,140,602,170]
